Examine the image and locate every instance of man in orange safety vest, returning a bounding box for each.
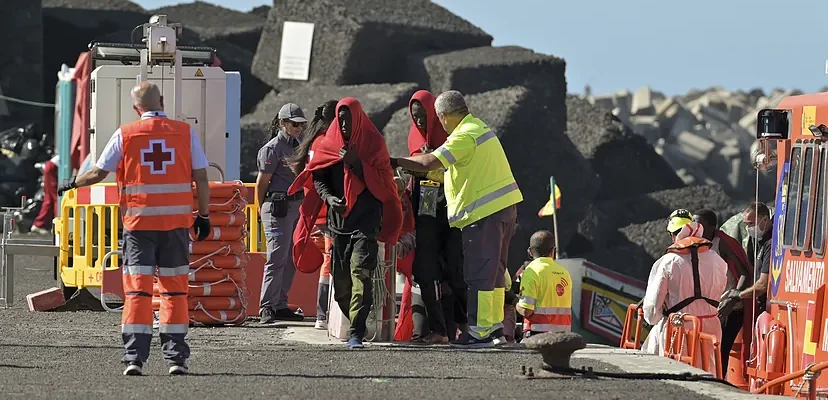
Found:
[58,81,212,376]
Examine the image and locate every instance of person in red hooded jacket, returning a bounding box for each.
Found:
[288,98,403,349]
[405,90,468,344]
[288,99,338,330]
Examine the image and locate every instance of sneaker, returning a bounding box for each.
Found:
[169,364,189,375]
[123,362,143,376]
[153,311,160,329]
[424,333,449,345]
[493,336,508,346]
[347,337,364,349]
[450,332,494,349]
[260,308,276,324]
[314,319,328,330]
[29,226,49,235]
[273,308,304,322]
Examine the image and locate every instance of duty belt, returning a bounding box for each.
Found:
[266,191,303,201]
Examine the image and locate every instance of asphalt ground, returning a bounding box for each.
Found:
[0,254,739,399]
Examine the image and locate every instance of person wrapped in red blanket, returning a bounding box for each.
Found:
[392,176,417,341]
[288,97,402,349]
[406,90,467,344]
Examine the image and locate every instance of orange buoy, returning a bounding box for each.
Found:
[188,225,247,242]
[196,196,247,213]
[202,181,246,199]
[186,281,245,297]
[188,296,244,310]
[190,254,249,269]
[188,267,246,282]
[209,210,246,226]
[189,309,245,325]
[189,239,246,256]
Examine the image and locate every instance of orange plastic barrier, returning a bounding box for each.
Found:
[664,313,722,379]
[620,303,645,350]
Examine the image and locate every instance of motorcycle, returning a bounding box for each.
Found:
[0,123,53,233]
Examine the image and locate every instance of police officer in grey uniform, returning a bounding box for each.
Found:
[256,103,307,323]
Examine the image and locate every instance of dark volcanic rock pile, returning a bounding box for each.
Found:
[565,95,685,201]
[0,0,43,129]
[17,0,745,281]
[252,0,492,91]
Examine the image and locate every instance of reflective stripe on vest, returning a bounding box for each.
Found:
[117,118,194,231]
[441,114,523,229]
[517,258,573,334]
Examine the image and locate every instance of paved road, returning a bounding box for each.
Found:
[0,254,731,399]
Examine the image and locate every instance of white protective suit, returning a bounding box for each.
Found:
[642,222,728,371]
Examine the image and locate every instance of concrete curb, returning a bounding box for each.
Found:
[573,345,789,399]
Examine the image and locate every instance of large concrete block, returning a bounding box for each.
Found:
[618,218,672,261]
[383,107,416,158]
[250,6,270,19]
[252,0,492,91]
[631,85,655,116]
[565,96,685,201]
[467,87,597,267]
[239,83,418,181]
[151,2,265,52]
[0,0,43,129]
[572,184,733,255]
[676,131,717,162]
[580,243,656,282]
[409,46,567,97]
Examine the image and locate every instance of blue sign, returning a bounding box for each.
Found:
[770,161,789,297]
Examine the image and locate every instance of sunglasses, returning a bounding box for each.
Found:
[283,120,306,128]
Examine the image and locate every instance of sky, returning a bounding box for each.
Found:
[134,0,828,97]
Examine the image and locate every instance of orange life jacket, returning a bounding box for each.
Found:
[663,236,720,316]
[116,118,194,231]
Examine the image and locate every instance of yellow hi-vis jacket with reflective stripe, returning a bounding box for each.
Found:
[432,114,523,229]
[517,257,573,333]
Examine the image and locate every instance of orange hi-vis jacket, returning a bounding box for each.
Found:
[116,118,194,231]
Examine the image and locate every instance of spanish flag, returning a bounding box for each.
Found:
[538,176,561,217]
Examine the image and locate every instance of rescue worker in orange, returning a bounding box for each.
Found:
[641,210,727,371]
[58,81,211,376]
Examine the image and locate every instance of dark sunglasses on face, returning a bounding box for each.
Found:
[288,121,306,128]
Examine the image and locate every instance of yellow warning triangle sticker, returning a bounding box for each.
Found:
[194,69,204,77]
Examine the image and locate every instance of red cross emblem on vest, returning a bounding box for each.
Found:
[141,139,175,174]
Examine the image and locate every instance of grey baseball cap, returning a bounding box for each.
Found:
[278,103,307,123]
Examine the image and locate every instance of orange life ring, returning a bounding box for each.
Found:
[186,281,245,297]
[187,296,244,310]
[188,225,247,241]
[189,309,245,325]
[196,196,246,213]
[208,210,247,227]
[202,181,246,199]
[190,254,249,269]
[188,267,246,282]
[189,239,246,256]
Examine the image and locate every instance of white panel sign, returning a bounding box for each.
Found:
[278,22,315,81]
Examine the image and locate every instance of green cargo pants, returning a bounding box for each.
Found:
[331,230,378,340]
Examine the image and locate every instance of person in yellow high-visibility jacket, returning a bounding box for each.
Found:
[392,90,523,349]
[516,230,573,337]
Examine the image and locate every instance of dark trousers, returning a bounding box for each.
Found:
[411,212,466,339]
[330,230,378,340]
[121,228,191,366]
[720,309,744,373]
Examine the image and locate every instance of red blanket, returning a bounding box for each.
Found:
[406,90,448,156]
[308,133,328,227]
[715,230,752,282]
[288,97,403,273]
